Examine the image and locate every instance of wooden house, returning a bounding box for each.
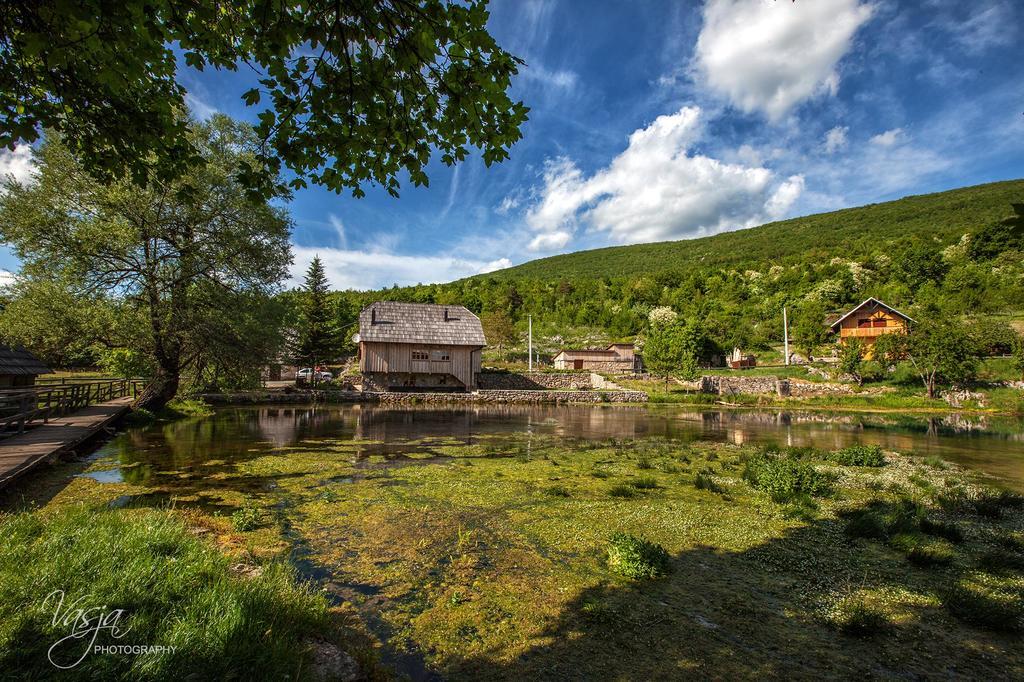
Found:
[0,345,51,388]
[355,302,485,392]
[830,298,913,352]
[552,343,641,372]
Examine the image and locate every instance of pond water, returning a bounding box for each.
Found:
[95,403,1024,491]
[83,403,1024,678]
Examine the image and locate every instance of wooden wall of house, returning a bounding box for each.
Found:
[360,342,480,388]
[837,305,909,342]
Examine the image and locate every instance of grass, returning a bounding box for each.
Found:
[0,504,351,679]
[693,467,724,494]
[828,595,890,637]
[943,581,1022,633]
[629,476,659,490]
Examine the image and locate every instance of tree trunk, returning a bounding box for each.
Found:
[925,374,936,400]
[133,368,180,412]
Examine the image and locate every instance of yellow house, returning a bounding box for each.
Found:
[830,297,913,354]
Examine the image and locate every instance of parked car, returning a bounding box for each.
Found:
[297,368,333,382]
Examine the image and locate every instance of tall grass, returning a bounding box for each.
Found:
[0,505,340,679]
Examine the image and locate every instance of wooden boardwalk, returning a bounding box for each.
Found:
[0,397,133,489]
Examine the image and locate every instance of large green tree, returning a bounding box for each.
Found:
[295,256,339,371]
[791,301,831,359]
[902,316,980,399]
[644,319,700,383]
[0,1,528,198]
[0,116,292,410]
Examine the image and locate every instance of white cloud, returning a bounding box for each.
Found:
[0,144,35,185]
[870,128,904,146]
[520,63,578,90]
[184,92,217,120]
[291,246,512,290]
[524,106,804,249]
[955,2,1015,54]
[495,194,521,216]
[477,257,512,274]
[695,0,874,120]
[0,270,16,289]
[527,231,572,252]
[327,214,347,248]
[824,126,849,153]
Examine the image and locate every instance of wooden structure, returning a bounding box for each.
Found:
[830,298,913,351]
[0,378,145,436]
[0,396,135,489]
[356,302,486,392]
[0,345,51,388]
[552,343,641,372]
[727,347,757,369]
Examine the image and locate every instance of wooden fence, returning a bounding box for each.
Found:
[0,378,147,436]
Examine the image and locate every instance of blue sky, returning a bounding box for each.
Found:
[2,0,1022,290]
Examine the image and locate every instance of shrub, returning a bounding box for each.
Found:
[608,484,637,499]
[694,468,724,494]
[606,533,672,579]
[844,499,923,540]
[630,476,659,490]
[784,446,822,461]
[743,455,834,503]
[844,509,888,540]
[969,489,1023,518]
[636,458,653,470]
[944,582,1022,633]
[920,517,964,543]
[830,444,886,467]
[783,494,820,522]
[978,548,1024,573]
[829,595,889,637]
[995,532,1024,552]
[231,502,263,532]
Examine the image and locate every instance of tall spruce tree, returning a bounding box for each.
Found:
[296,257,337,375]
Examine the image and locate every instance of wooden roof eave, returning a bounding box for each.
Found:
[829,297,915,330]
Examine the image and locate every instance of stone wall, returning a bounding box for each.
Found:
[700,375,791,396]
[371,389,647,404]
[696,376,856,397]
[202,387,647,405]
[477,371,593,390]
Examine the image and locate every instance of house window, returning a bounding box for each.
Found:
[431,350,451,362]
[872,318,887,328]
[412,350,428,361]
[857,318,872,328]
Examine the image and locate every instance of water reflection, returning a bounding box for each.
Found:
[91,404,1024,491]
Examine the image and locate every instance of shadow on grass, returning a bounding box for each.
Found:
[438,499,1023,680]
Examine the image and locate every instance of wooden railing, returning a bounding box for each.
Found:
[0,378,147,436]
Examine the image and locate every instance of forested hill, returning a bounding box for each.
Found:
[307,178,1024,359]
[475,179,1024,281]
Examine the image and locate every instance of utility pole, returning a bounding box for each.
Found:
[528,314,533,371]
[783,306,790,366]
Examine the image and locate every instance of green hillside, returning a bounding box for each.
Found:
[308,178,1024,362]
[479,179,1024,281]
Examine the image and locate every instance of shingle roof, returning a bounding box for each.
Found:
[358,302,486,346]
[0,345,52,376]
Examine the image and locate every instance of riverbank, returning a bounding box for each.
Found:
[1,406,1022,679]
[621,377,1024,415]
